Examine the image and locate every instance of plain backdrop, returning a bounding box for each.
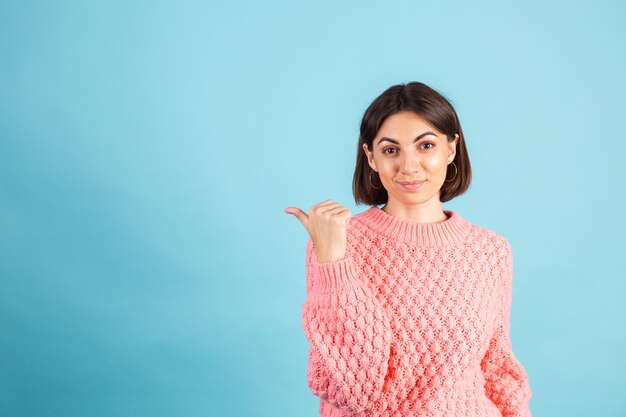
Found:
[1,1,625,416]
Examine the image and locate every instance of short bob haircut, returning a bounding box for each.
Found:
[353,81,472,205]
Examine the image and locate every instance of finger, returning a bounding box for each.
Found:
[320,205,349,216]
[325,206,352,223]
[310,199,335,210]
[310,200,343,215]
[284,207,308,227]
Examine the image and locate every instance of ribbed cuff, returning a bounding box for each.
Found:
[311,257,357,294]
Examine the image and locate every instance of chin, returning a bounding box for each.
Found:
[395,195,432,205]
[397,190,439,205]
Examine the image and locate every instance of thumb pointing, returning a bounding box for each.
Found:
[285,207,308,228]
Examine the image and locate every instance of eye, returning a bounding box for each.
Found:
[382,147,397,155]
[421,142,435,150]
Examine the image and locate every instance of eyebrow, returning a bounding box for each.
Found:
[377,131,438,146]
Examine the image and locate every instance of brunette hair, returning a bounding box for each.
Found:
[353,81,472,205]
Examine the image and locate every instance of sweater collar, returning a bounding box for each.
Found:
[354,205,473,247]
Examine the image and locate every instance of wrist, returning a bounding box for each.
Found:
[317,252,346,263]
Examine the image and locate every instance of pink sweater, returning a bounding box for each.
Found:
[302,206,532,417]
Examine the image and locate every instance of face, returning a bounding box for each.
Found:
[362,110,459,208]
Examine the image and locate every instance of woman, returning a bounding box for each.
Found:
[285,82,532,417]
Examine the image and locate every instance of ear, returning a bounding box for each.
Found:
[362,143,377,171]
[447,134,459,163]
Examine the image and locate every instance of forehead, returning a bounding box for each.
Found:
[376,111,440,139]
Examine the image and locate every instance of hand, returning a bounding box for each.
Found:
[285,199,351,263]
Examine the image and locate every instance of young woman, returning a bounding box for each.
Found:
[285,82,532,417]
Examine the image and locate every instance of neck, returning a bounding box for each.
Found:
[382,195,448,224]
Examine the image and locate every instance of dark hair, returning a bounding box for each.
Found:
[353,81,472,205]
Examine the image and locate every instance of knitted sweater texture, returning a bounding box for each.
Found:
[302,206,532,417]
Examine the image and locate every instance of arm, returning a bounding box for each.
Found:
[302,237,392,414]
[480,241,532,417]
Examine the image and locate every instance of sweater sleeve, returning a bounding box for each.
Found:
[480,241,532,417]
[301,237,392,414]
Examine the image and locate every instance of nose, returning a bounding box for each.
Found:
[399,150,420,174]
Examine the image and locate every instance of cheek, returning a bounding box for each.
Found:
[377,158,396,172]
[424,153,448,173]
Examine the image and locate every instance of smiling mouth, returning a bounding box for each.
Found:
[398,180,425,190]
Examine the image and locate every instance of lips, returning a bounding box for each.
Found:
[398,180,425,190]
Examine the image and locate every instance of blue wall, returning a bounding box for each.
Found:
[1,1,625,416]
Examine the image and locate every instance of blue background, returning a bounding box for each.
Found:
[1,1,625,416]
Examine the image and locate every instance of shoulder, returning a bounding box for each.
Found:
[465,222,515,295]
[473,224,511,247]
[344,206,382,243]
[468,221,513,262]
[349,206,375,226]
